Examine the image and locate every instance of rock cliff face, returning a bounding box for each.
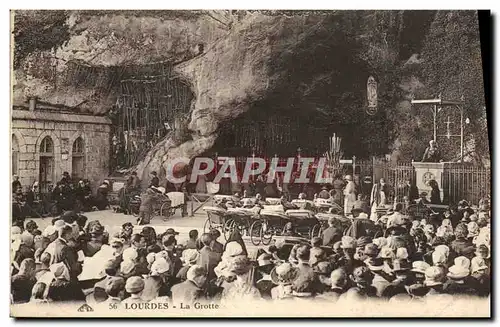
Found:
[12,10,488,182]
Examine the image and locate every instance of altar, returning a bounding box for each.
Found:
[412,161,472,204]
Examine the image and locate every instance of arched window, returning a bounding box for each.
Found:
[12,134,19,175]
[72,137,84,154]
[40,136,53,155]
[39,136,54,192]
[72,137,85,180]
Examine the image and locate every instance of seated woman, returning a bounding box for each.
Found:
[95,180,111,210]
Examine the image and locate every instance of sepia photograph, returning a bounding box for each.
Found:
[9,8,491,318]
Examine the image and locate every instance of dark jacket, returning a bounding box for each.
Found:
[450,238,475,259]
[14,244,35,267]
[196,246,222,282]
[52,238,81,280]
[321,226,342,247]
[47,279,85,302]
[211,240,224,254]
[171,280,205,304]
[11,274,36,303]
[444,278,478,296]
[176,265,190,282]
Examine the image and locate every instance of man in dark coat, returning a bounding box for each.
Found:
[321,217,342,247]
[196,234,222,282]
[171,265,207,304]
[294,245,322,295]
[52,225,82,280]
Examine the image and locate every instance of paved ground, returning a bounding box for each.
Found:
[27,201,265,254]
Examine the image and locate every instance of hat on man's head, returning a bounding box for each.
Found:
[364,257,384,271]
[411,261,431,274]
[385,225,407,237]
[165,228,179,235]
[424,266,446,287]
[447,256,471,280]
[125,276,145,294]
[407,283,430,297]
[341,236,356,249]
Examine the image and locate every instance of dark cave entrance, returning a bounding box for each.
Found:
[207,16,393,161]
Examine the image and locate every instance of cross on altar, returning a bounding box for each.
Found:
[445,116,452,139]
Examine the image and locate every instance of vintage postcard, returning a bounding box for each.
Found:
[10,9,491,318]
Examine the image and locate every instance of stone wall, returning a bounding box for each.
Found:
[12,109,111,191]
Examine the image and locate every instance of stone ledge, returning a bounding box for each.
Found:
[12,110,112,125]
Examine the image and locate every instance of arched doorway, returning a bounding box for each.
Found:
[12,134,19,176]
[39,136,54,192]
[72,137,85,180]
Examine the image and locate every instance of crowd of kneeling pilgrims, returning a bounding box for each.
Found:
[10,194,490,308]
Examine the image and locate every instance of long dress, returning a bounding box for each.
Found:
[343,181,356,215]
[370,184,387,221]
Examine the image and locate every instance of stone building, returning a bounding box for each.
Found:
[11,100,112,192]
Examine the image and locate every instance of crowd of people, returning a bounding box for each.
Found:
[11,188,491,308]
[12,172,111,223]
